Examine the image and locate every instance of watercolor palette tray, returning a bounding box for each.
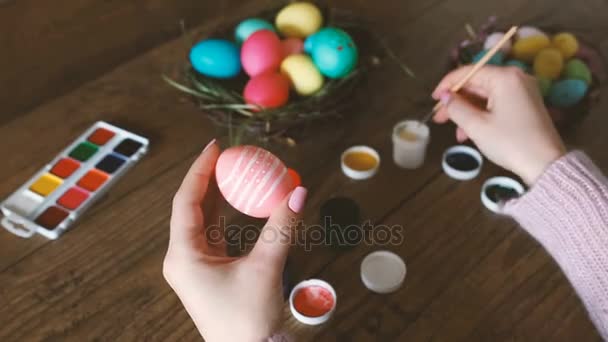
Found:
[1,121,149,239]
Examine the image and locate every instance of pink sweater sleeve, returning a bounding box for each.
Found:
[503,151,608,339]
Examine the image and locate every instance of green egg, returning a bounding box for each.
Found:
[537,76,552,97]
[505,60,531,73]
[564,58,592,84]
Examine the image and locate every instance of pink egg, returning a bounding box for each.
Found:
[282,38,304,57]
[576,44,605,82]
[216,146,295,218]
[241,30,284,77]
[244,72,290,109]
[483,32,512,54]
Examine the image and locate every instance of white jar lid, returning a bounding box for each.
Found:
[481,176,525,213]
[289,279,337,325]
[341,145,380,180]
[442,145,483,180]
[360,250,407,294]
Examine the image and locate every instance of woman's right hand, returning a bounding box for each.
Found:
[432,66,566,185]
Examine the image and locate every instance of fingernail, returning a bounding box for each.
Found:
[439,91,452,105]
[203,139,217,153]
[288,186,308,213]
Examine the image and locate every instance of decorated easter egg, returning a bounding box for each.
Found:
[235,18,276,44]
[288,168,302,187]
[548,79,588,108]
[241,30,283,77]
[282,38,305,57]
[565,58,592,84]
[484,32,512,54]
[305,27,358,78]
[275,2,323,38]
[244,72,290,109]
[241,30,284,77]
[189,39,241,78]
[472,50,504,65]
[281,54,324,95]
[537,76,552,97]
[512,35,551,62]
[552,32,579,59]
[515,26,548,40]
[216,146,295,218]
[533,48,564,80]
[505,59,530,73]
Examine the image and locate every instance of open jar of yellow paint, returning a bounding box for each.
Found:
[341,145,380,180]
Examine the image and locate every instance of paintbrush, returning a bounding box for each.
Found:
[419,26,518,124]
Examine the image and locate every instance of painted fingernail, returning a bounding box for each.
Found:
[439,91,452,105]
[203,139,217,153]
[288,186,308,214]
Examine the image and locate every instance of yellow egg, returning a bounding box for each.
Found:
[280,54,324,95]
[552,32,579,59]
[511,35,551,62]
[534,48,564,80]
[275,2,323,38]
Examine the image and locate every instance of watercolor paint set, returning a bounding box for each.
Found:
[1,121,149,239]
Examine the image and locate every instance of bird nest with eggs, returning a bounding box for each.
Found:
[163,2,415,146]
[449,17,604,130]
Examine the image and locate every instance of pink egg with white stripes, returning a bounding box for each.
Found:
[216,145,295,218]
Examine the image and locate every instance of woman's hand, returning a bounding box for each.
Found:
[163,140,307,341]
[432,66,566,185]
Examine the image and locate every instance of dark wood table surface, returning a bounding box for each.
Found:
[1,0,607,341]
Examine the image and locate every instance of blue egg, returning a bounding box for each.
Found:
[472,50,504,65]
[505,60,530,73]
[189,39,241,79]
[235,18,275,44]
[548,79,588,108]
[304,27,358,79]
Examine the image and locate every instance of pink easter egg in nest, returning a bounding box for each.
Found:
[483,32,512,54]
[576,43,606,82]
[282,38,305,57]
[216,146,295,218]
[241,30,284,77]
[244,72,290,109]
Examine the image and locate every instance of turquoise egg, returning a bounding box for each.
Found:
[505,60,530,73]
[189,39,241,79]
[304,27,358,79]
[235,18,275,44]
[472,50,504,65]
[548,79,588,107]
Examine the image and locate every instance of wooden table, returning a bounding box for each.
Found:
[1,0,607,340]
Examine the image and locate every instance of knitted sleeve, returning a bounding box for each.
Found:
[503,151,608,339]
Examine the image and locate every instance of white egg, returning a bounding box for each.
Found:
[515,26,548,40]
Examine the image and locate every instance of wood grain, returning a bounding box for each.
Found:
[0,0,607,341]
[0,0,276,123]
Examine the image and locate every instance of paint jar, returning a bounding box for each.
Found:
[361,250,407,294]
[289,279,337,325]
[442,145,483,180]
[341,146,380,180]
[392,120,430,169]
[481,176,525,213]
